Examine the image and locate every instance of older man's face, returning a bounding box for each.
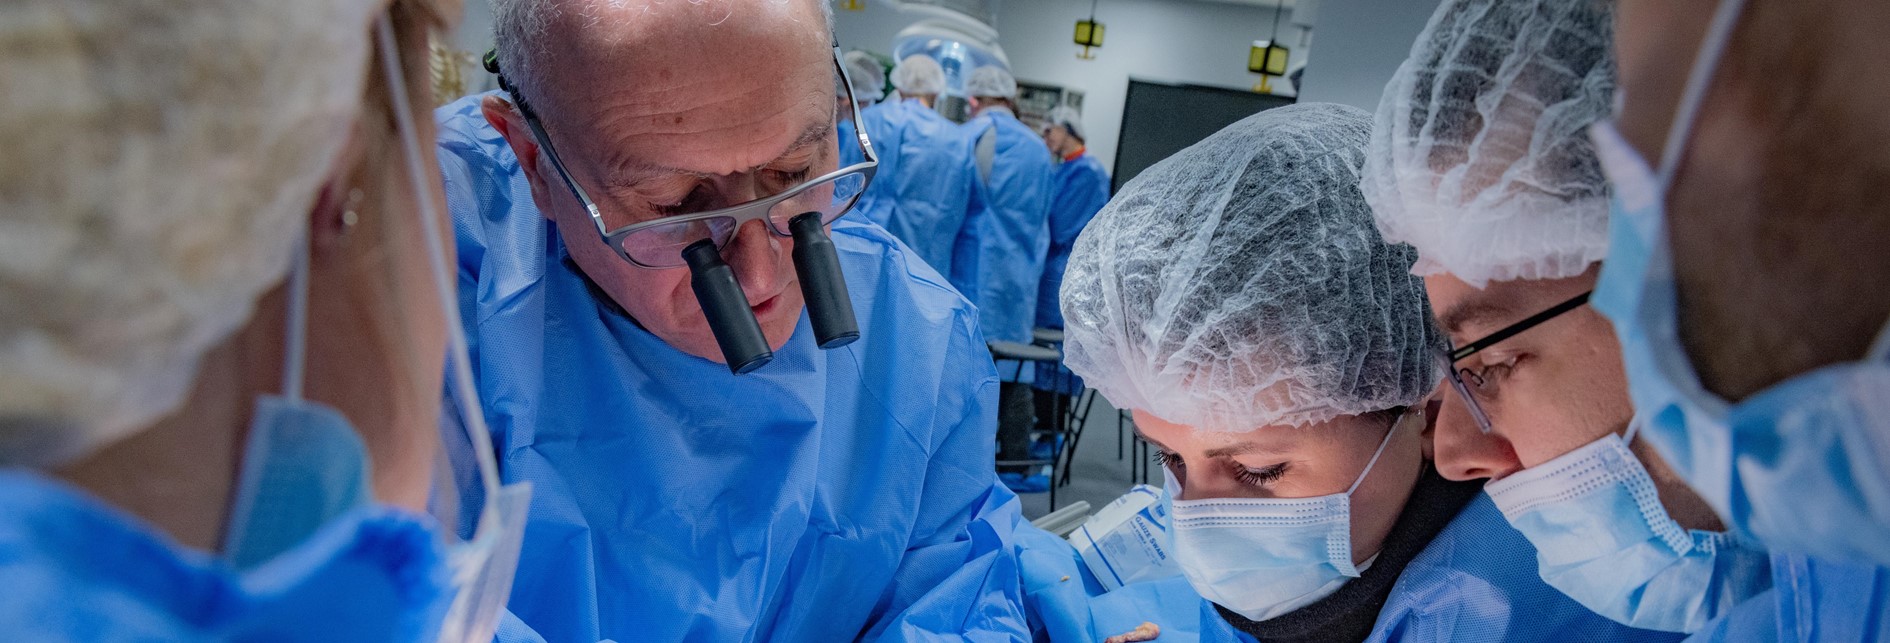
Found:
[517,2,838,362]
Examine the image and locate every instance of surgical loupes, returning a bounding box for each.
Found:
[683,239,774,374]
[790,212,859,349]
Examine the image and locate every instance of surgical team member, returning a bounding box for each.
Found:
[1596,0,1890,637]
[838,50,883,169]
[1057,104,1676,643]
[1362,0,1772,633]
[854,55,981,287]
[961,65,1055,488]
[1030,106,1109,428]
[0,0,522,639]
[433,0,1039,640]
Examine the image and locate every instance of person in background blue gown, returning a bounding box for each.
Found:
[0,0,493,639]
[959,65,1054,349]
[1039,103,1679,643]
[1032,106,1109,337]
[1029,106,1110,431]
[1596,0,1890,639]
[959,65,1055,491]
[433,0,1048,639]
[854,55,982,290]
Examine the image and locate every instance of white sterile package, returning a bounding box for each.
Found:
[1067,485,1184,591]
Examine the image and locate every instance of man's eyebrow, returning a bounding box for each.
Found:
[604,121,833,186]
[1437,290,1524,337]
[778,120,833,159]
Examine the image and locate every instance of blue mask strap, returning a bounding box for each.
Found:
[1345,411,1406,496]
[283,234,310,402]
[1869,318,1890,361]
[1657,0,1749,188]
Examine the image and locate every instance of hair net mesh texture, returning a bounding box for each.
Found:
[966,65,1016,99]
[1062,104,1441,432]
[891,55,945,96]
[843,50,884,100]
[1362,0,1616,288]
[0,0,379,466]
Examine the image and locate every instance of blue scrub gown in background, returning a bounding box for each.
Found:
[435,92,1044,642]
[960,107,1054,348]
[854,98,980,292]
[839,117,865,169]
[0,471,451,641]
[1033,151,1109,333]
[1686,554,1890,642]
[1032,150,1110,396]
[1020,495,1687,643]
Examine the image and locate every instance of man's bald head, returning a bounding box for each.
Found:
[493,0,833,123]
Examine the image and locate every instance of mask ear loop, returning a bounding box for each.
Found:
[282,235,311,403]
[1655,0,1749,189]
[1868,318,1890,361]
[374,16,502,504]
[1345,410,1407,497]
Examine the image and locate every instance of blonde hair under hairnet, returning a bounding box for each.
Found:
[1361,0,1616,287]
[1061,104,1441,432]
[0,0,383,466]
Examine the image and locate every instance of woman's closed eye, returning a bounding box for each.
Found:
[1233,462,1289,488]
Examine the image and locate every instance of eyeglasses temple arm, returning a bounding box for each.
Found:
[1448,291,1593,362]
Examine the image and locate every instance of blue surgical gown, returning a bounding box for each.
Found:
[1034,152,1109,333]
[853,98,980,290]
[1687,554,1890,642]
[960,108,1055,347]
[1032,151,1110,396]
[0,470,451,642]
[840,118,864,169]
[434,92,1040,642]
[1022,494,1685,643]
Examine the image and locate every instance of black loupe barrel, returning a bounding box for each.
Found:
[789,213,859,349]
[683,240,772,374]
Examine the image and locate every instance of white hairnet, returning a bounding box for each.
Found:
[890,55,945,96]
[966,65,1017,99]
[1062,104,1441,432]
[0,0,382,466]
[1048,106,1085,142]
[842,50,884,102]
[1362,0,1616,287]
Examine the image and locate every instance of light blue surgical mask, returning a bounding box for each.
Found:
[223,395,374,569]
[1588,0,1890,566]
[1485,421,1772,632]
[1164,413,1403,622]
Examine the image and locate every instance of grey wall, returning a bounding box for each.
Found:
[836,0,1307,172]
[1293,0,1440,111]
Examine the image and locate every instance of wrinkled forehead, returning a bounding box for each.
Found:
[532,0,834,175]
